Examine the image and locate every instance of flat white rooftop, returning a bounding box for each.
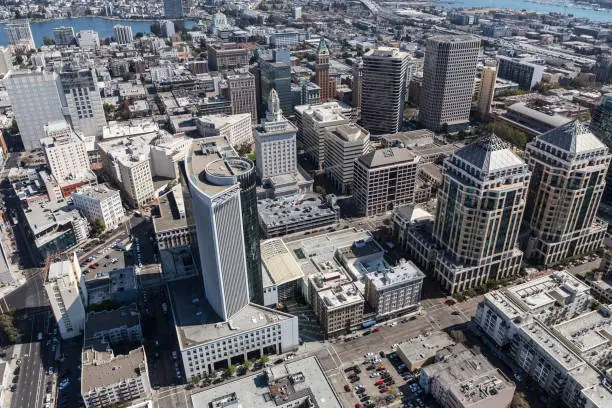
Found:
[191,356,342,408]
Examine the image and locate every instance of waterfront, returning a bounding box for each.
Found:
[0,17,197,46]
[445,0,612,22]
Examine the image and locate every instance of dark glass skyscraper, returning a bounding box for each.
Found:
[163,0,183,19]
[234,157,262,305]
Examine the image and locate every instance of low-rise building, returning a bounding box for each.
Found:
[309,269,364,338]
[85,267,138,306]
[471,273,612,408]
[500,102,572,136]
[589,279,612,304]
[84,305,142,349]
[72,185,125,230]
[45,254,88,340]
[257,195,339,238]
[364,259,425,318]
[552,306,612,371]
[473,271,592,347]
[196,113,253,147]
[24,200,89,260]
[420,347,516,408]
[149,133,192,180]
[152,186,196,250]
[190,356,342,408]
[81,347,151,408]
[260,239,304,304]
[396,331,456,371]
[169,277,299,381]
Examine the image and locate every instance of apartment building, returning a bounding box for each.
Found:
[45,254,88,340]
[41,121,90,181]
[309,273,364,338]
[72,185,125,230]
[197,113,253,147]
[352,148,419,216]
[364,259,425,318]
[84,305,142,349]
[81,347,150,408]
[113,25,133,45]
[4,20,34,47]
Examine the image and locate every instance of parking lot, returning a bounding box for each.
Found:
[341,347,439,408]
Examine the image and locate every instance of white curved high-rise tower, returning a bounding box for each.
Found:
[184,137,256,320]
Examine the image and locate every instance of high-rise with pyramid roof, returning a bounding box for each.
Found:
[429,133,531,293]
[523,120,611,264]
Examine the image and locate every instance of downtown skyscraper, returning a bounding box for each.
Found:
[405,134,530,294]
[163,0,183,19]
[523,120,611,265]
[419,36,480,132]
[360,47,410,135]
[184,137,262,317]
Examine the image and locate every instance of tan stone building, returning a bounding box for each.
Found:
[523,121,611,265]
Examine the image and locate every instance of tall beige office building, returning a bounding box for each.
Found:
[523,121,611,265]
[226,70,258,123]
[361,47,410,135]
[419,36,480,132]
[431,134,530,293]
[324,123,370,194]
[352,147,419,216]
[477,60,497,120]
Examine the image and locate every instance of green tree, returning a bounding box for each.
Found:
[243,360,252,371]
[511,392,531,408]
[135,32,144,39]
[42,36,54,46]
[236,142,252,156]
[103,103,116,121]
[225,365,237,378]
[0,313,18,343]
[92,218,105,237]
[260,355,269,364]
[88,300,119,312]
[314,186,326,195]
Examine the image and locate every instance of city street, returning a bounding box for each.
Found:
[4,273,53,408]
